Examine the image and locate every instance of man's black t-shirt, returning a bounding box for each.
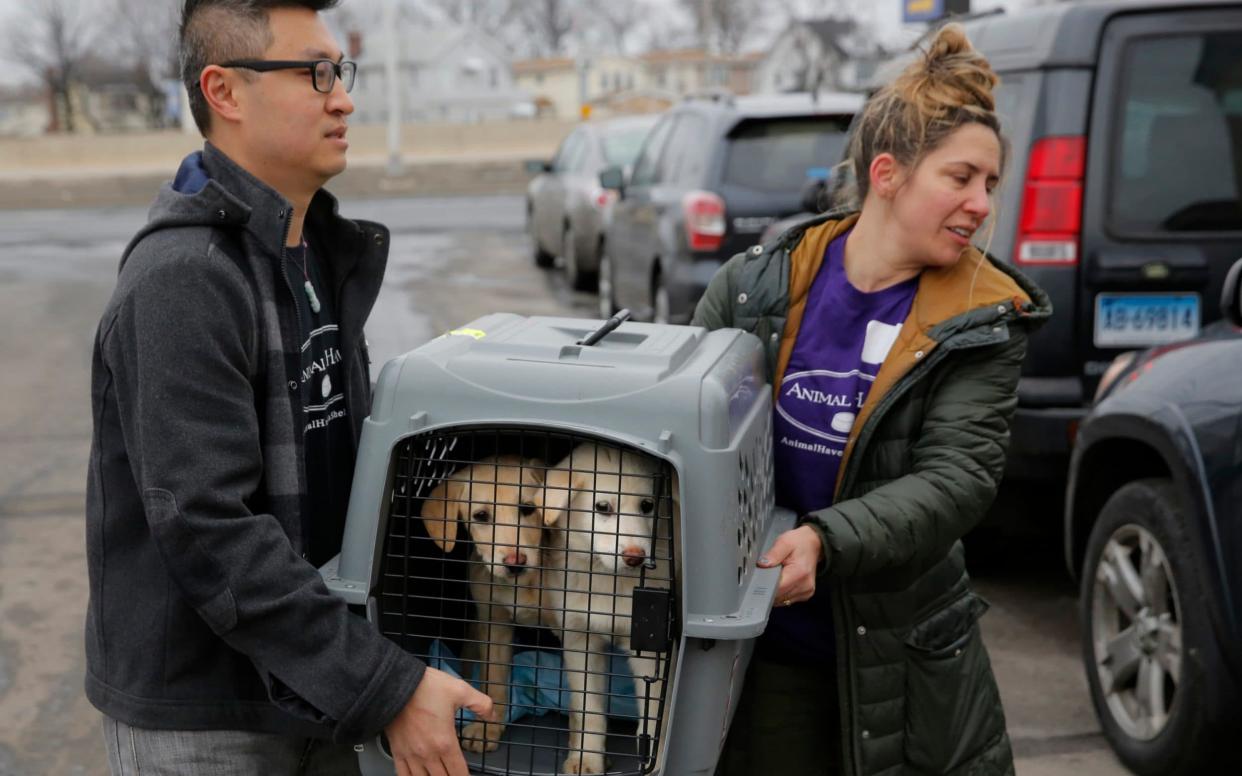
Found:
[287,240,355,567]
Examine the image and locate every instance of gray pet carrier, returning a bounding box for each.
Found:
[321,313,794,776]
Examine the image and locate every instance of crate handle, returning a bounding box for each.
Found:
[682,507,797,640]
[577,308,632,346]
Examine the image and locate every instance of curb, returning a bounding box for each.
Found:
[0,157,537,210]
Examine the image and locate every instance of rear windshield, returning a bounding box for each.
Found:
[722,116,851,193]
[602,125,654,167]
[1110,32,1242,233]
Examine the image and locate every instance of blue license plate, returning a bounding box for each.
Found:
[1094,293,1200,348]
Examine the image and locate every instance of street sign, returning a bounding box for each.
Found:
[903,0,971,23]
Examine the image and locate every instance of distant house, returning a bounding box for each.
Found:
[346,8,527,124]
[756,18,887,94]
[65,55,167,132]
[512,57,578,119]
[639,49,762,98]
[512,49,761,121]
[0,87,49,137]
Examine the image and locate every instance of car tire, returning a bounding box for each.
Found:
[652,269,671,325]
[563,225,596,292]
[528,204,554,269]
[1080,478,1230,775]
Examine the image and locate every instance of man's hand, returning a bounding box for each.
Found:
[384,666,495,776]
[757,524,824,607]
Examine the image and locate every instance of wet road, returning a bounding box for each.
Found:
[0,195,1128,775]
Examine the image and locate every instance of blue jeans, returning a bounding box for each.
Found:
[102,716,364,776]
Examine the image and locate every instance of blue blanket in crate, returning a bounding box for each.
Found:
[427,641,640,725]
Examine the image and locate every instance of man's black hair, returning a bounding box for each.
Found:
[180,0,341,136]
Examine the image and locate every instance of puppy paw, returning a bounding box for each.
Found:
[561,751,606,774]
[460,719,503,752]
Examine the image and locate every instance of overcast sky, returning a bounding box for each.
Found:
[0,0,1025,88]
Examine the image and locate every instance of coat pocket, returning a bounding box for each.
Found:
[904,592,1006,774]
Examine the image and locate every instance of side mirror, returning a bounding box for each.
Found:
[1220,256,1242,326]
[599,165,625,196]
[524,159,552,175]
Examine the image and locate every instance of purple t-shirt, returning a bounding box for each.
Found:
[761,229,918,664]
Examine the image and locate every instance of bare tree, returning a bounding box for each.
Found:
[585,0,647,55]
[426,0,517,46]
[107,0,180,128]
[513,0,574,58]
[677,0,762,54]
[4,0,95,132]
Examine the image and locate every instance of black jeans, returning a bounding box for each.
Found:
[715,653,841,776]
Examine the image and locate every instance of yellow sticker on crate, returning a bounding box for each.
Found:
[448,328,486,340]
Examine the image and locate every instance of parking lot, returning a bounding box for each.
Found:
[0,194,1133,775]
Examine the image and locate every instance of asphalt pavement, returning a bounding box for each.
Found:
[0,194,1130,776]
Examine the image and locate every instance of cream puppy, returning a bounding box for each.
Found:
[421,454,558,752]
[543,443,671,775]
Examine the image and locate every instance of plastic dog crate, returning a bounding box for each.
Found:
[321,313,794,776]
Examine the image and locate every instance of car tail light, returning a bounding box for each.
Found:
[683,190,726,252]
[591,187,617,210]
[1015,136,1084,266]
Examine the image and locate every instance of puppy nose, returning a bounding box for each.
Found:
[504,551,527,574]
[622,546,646,568]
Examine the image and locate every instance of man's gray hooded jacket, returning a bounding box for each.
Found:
[85,143,424,742]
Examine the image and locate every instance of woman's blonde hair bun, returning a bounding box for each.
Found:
[895,22,999,118]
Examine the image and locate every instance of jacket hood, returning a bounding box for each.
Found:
[120,142,354,275]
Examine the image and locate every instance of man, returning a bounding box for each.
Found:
[84,1,491,773]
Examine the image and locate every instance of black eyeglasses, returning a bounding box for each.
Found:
[219,59,357,94]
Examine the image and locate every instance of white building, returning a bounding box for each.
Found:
[512,50,760,121]
[341,3,528,124]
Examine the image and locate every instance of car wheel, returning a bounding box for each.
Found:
[563,225,596,292]
[597,246,616,319]
[652,270,671,325]
[1081,478,1229,775]
[528,205,554,269]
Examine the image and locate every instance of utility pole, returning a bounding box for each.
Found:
[383,0,402,175]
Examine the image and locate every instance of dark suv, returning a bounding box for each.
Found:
[948,2,1242,485]
[1064,260,1242,775]
[597,91,861,323]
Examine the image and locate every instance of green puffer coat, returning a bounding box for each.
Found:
[692,212,1052,776]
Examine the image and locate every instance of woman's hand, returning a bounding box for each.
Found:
[758,525,825,607]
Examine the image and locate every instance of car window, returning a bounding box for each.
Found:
[722,116,852,193]
[553,131,585,174]
[602,123,656,167]
[663,114,710,185]
[573,134,599,173]
[1109,32,1242,233]
[630,116,676,187]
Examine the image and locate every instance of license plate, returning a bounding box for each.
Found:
[1094,293,1200,348]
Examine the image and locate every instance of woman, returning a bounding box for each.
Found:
[693,24,1051,776]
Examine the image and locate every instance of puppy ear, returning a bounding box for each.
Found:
[540,468,572,526]
[539,469,591,526]
[522,459,546,485]
[421,477,464,553]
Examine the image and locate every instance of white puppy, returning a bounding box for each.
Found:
[421,454,558,752]
[543,443,671,775]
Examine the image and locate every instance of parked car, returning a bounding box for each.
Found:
[597,91,862,322]
[758,173,837,245]
[525,114,660,291]
[1064,258,1242,775]
[915,1,1242,490]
